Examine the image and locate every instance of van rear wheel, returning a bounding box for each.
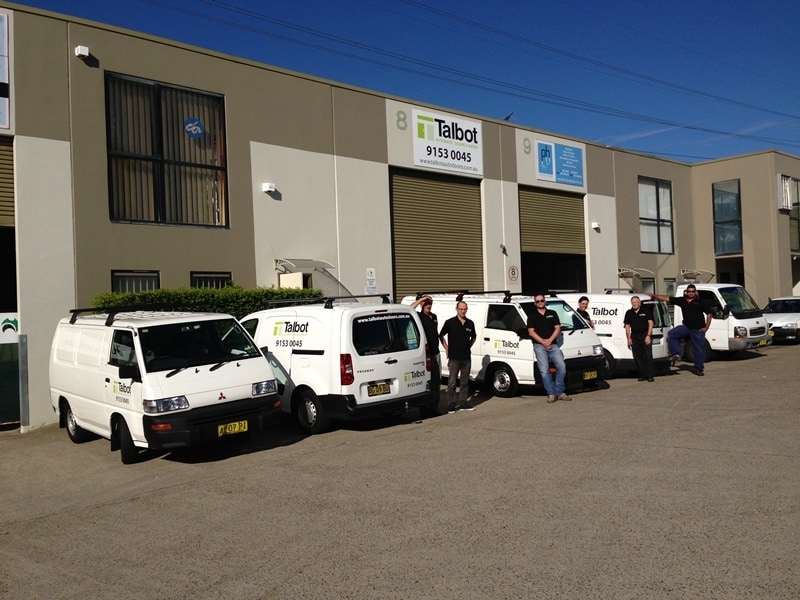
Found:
[489,364,518,397]
[64,400,91,443]
[602,350,617,379]
[297,390,329,434]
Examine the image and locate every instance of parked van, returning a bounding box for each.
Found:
[240,295,431,434]
[558,291,672,378]
[402,291,606,397]
[49,307,281,464]
[672,283,770,358]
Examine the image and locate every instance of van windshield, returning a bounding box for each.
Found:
[352,312,421,356]
[139,318,262,373]
[520,299,590,331]
[719,286,763,319]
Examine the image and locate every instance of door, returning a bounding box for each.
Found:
[479,303,535,384]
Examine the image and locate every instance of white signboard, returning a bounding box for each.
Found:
[413,109,483,176]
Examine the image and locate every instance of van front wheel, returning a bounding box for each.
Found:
[603,350,617,379]
[489,364,518,397]
[64,401,91,444]
[297,390,329,434]
[116,417,139,465]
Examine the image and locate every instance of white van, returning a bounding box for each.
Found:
[672,283,770,358]
[240,295,431,434]
[558,291,672,378]
[402,291,606,397]
[50,308,280,464]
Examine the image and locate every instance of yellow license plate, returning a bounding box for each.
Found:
[217,420,248,437]
[368,382,390,397]
[583,370,597,381]
[761,336,770,345]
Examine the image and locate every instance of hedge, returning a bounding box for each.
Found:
[91,285,324,320]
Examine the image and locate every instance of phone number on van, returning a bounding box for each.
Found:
[275,339,303,348]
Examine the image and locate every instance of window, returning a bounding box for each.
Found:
[112,270,160,293]
[191,271,232,289]
[640,278,655,295]
[786,177,800,252]
[352,313,421,356]
[713,179,742,255]
[638,177,673,253]
[663,278,676,296]
[106,73,227,227]
[486,304,526,332]
[109,330,138,368]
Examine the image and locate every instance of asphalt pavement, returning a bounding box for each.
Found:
[1,344,798,599]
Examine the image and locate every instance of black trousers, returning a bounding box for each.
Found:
[631,333,655,379]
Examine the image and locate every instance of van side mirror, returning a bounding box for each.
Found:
[118,364,141,382]
[260,346,270,358]
[516,327,531,340]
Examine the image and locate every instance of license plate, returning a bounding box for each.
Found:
[583,370,597,381]
[367,382,390,397]
[759,338,769,346]
[217,420,248,437]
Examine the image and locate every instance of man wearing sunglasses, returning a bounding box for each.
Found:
[527,294,570,403]
[649,284,713,376]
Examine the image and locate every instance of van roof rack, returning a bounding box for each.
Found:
[69,303,210,326]
[260,297,325,308]
[418,290,513,302]
[604,288,637,294]
[321,294,391,308]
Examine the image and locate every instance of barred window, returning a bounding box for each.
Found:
[106,73,227,226]
[190,271,232,289]
[111,270,160,293]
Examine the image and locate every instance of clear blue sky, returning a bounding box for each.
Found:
[10,0,800,162]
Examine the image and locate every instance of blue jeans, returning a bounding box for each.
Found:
[668,325,706,371]
[533,342,566,397]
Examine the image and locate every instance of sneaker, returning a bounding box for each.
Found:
[637,377,646,382]
[647,378,655,382]
[546,395,557,403]
[557,394,572,402]
[670,354,681,367]
[692,369,704,377]
[458,402,476,411]
[446,403,457,413]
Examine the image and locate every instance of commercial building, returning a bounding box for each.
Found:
[1,2,798,430]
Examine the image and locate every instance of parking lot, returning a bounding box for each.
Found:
[1,344,798,599]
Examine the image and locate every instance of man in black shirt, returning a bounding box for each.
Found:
[411,295,441,415]
[439,301,477,411]
[526,293,569,403]
[650,284,713,376]
[623,295,655,381]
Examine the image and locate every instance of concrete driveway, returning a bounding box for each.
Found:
[1,345,798,599]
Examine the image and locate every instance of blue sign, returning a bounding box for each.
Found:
[184,117,204,139]
[536,140,584,187]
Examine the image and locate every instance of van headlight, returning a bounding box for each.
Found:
[592,344,604,356]
[252,379,277,397]
[734,326,747,338]
[143,396,189,414]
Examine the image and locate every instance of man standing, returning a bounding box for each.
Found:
[527,293,570,403]
[411,295,441,416]
[576,295,595,329]
[439,301,477,411]
[649,285,713,376]
[623,295,655,382]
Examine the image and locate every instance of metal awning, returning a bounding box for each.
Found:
[274,258,335,273]
[680,268,715,283]
[617,267,655,279]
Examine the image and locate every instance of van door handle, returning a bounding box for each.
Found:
[385,358,398,364]
[483,337,491,341]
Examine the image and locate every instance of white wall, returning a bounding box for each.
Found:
[584,193,620,292]
[250,142,393,297]
[15,136,75,429]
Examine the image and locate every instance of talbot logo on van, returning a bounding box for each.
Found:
[218,392,227,401]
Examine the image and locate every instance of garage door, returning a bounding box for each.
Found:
[519,187,585,254]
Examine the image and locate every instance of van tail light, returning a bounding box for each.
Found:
[425,342,431,372]
[340,353,354,385]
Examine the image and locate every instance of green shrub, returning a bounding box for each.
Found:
[90,285,323,319]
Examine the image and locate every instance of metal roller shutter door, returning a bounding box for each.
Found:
[519,187,585,254]
[0,138,13,227]
[391,169,483,299]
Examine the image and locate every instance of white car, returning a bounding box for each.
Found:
[763,297,800,343]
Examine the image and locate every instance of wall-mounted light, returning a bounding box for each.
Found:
[261,182,276,193]
[591,221,601,231]
[74,45,90,58]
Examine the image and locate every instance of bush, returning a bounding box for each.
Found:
[91,285,323,320]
